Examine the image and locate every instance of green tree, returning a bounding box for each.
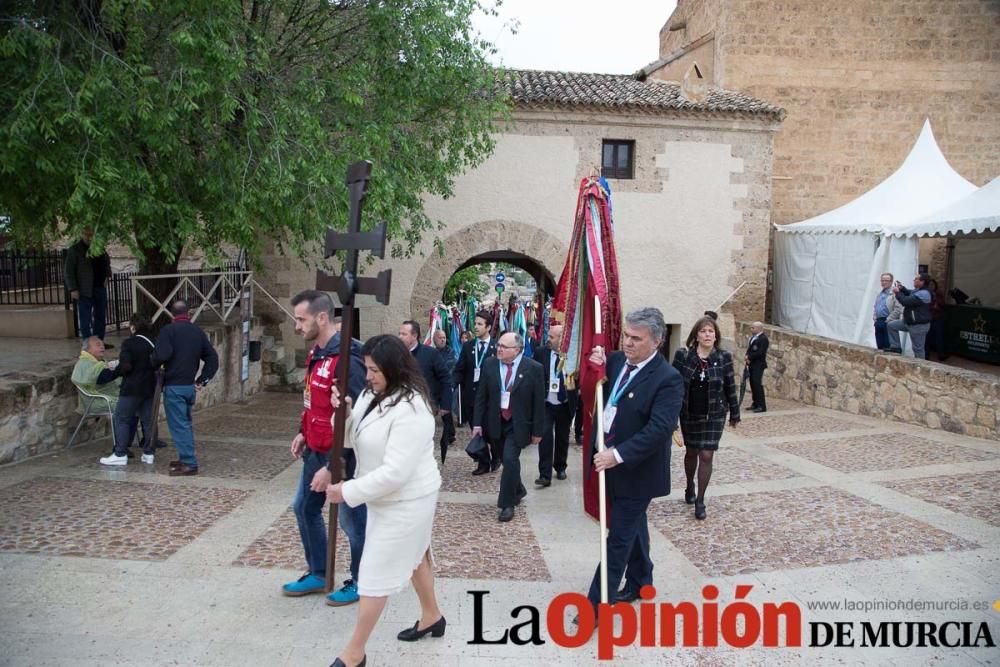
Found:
[442,263,488,304]
[0,0,509,275]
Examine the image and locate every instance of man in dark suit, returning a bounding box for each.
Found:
[472,331,545,522]
[532,324,577,487]
[399,319,453,426]
[453,311,498,474]
[584,307,683,614]
[745,321,769,413]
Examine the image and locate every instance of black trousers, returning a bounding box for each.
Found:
[538,401,572,479]
[587,496,653,608]
[573,398,584,441]
[497,420,526,509]
[749,365,766,411]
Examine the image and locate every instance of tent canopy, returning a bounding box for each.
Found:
[776,120,976,235]
[888,176,1000,238]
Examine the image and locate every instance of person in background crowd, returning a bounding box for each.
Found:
[64,229,113,347]
[745,322,769,413]
[888,273,933,359]
[452,311,498,474]
[98,314,158,466]
[672,316,740,521]
[432,328,457,462]
[873,272,894,350]
[151,300,218,476]
[324,334,445,667]
[532,324,576,487]
[925,278,948,361]
[399,321,453,462]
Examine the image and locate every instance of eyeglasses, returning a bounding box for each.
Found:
[497,344,522,350]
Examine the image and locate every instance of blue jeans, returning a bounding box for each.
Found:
[874,318,889,350]
[293,447,367,582]
[587,496,653,609]
[77,286,107,340]
[164,385,197,467]
[113,394,153,457]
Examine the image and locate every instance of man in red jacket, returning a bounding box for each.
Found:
[282,290,367,606]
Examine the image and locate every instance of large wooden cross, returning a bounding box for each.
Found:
[315,160,392,592]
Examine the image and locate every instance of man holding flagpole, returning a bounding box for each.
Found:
[584,307,683,614]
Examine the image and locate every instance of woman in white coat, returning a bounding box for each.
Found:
[325,334,444,667]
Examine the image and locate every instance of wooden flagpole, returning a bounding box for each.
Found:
[593,294,609,605]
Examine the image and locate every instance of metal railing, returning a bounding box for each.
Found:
[0,248,70,306]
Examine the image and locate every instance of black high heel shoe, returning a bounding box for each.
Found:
[397,616,446,641]
[684,484,696,505]
[330,655,366,667]
[694,501,706,520]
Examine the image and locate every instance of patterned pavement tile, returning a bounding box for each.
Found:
[438,447,505,494]
[233,508,351,573]
[194,415,296,440]
[0,478,250,561]
[733,413,869,439]
[880,470,1000,526]
[767,432,999,473]
[670,446,800,487]
[648,486,977,577]
[235,502,551,581]
[79,440,295,481]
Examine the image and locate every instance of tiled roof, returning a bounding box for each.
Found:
[499,69,784,120]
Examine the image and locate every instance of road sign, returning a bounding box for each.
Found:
[495,271,506,283]
[495,283,505,293]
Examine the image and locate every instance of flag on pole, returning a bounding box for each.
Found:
[551,175,622,520]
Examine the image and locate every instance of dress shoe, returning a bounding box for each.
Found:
[168,463,199,476]
[498,507,514,522]
[490,460,502,473]
[329,655,366,667]
[472,466,489,476]
[684,484,696,505]
[616,587,641,603]
[752,407,766,413]
[169,460,183,469]
[397,616,446,641]
[534,477,551,488]
[556,470,567,480]
[694,501,707,520]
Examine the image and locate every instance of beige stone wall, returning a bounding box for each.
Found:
[0,320,263,465]
[257,109,779,362]
[656,0,1000,228]
[736,322,1000,440]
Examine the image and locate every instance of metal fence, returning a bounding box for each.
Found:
[0,248,247,335]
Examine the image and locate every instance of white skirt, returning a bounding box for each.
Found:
[357,490,438,597]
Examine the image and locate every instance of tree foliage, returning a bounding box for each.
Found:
[0,0,509,271]
[442,263,488,304]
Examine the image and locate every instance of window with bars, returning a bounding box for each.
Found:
[601,140,635,180]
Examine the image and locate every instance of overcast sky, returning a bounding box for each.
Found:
[471,1,678,74]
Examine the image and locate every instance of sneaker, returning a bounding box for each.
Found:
[140,454,155,464]
[326,579,359,607]
[281,573,326,597]
[99,454,128,466]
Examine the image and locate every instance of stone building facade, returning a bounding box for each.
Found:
[257,70,783,370]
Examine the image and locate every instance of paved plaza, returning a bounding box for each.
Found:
[1,392,998,665]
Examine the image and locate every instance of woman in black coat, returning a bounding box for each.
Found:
[671,316,740,520]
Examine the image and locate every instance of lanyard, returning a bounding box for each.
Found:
[475,339,489,369]
[499,359,517,393]
[608,365,637,407]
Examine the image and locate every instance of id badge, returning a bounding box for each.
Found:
[474,368,481,383]
[303,386,312,410]
[500,391,511,410]
[550,380,560,393]
[602,404,617,433]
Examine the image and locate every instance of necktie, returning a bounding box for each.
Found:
[617,364,638,393]
[478,341,485,356]
[557,369,567,403]
[501,362,514,421]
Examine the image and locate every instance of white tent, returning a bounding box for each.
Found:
[772,120,977,349]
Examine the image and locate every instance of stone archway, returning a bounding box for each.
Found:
[409,220,568,318]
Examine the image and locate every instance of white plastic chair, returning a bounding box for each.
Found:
[68,382,118,451]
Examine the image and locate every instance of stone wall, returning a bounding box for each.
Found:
[0,320,263,465]
[736,322,1000,441]
[656,0,1000,228]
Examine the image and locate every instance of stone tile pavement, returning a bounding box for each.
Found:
[0,392,998,665]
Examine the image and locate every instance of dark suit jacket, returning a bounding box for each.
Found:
[671,347,740,422]
[412,343,453,410]
[746,333,769,370]
[589,351,683,500]
[453,337,496,420]
[473,355,545,448]
[532,345,578,413]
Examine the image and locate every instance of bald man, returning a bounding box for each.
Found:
[532,325,577,486]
